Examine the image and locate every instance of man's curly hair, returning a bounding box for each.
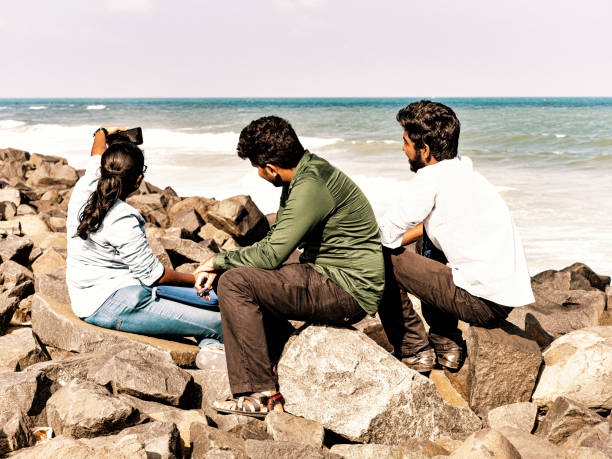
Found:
[237,116,305,168]
[396,100,461,161]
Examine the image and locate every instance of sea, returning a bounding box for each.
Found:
[1,98,611,277]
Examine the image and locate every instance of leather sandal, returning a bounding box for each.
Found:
[213,392,284,418]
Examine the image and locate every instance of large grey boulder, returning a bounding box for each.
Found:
[561,421,611,452]
[449,429,521,458]
[26,162,79,187]
[31,294,199,366]
[0,412,31,456]
[46,379,138,438]
[161,236,217,265]
[535,396,606,445]
[171,209,204,240]
[265,411,325,448]
[244,439,340,459]
[0,235,32,265]
[33,271,69,304]
[532,326,612,410]
[496,426,566,459]
[532,263,610,292]
[0,328,49,371]
[330,443,428,458]
[206,195,270,246]
[189,422,246,458]
[0,260,33,286]
[278,325,482,444]
[466,325,542,417]
[487,402,538,433]
[126,193,171,227]
[0,294,19,335]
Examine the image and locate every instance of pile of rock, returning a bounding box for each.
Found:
[1,147,612,458]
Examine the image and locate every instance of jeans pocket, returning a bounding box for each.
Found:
[85,309,123,331]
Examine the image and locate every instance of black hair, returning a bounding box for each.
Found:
[237,116,305,168]
[396,100,461,161]
[76,142,145,240]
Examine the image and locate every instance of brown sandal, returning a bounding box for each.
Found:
[213,392,284,418]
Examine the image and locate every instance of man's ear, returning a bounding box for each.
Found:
[421,144,435,164]
[265,164,279,175]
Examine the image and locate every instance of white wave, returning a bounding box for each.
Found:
[86,105,106,110]
[29,106,47,110]
[555,134,567,138]
[300,136,342,149]
[0,120,26,129]
[0,106,9,110]
[552,151,564,155]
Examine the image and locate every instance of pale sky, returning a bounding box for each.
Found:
[1,0,610,97]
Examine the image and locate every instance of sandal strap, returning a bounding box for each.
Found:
[265,392,285,412]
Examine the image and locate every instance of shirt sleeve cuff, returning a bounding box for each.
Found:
[139,259,165,286]
[212,252,229,271]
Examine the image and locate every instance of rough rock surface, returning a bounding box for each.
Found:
[190,422,246,458]
[487,402,538,433]
[0,294,19,335]
[33,272,69,304]
[31,294,199,366]
[161,236,217,265]
[244,439,340,459]
[449,429,521,458]
[265,411,325,448]
[30,248,66,275]
[330,443,428,458]
[429,369,469,408]
[45,379,138,438]
[497,426,566,459]
[205,194,270,246]
[532,263,611,292]
[0,412,31,455]
[0,235,32,265]
[0,327,49,371]
[466,325,542,417]
[561,421,611,451]
[278,325,482,443]
[170,209,204,240]
[532,326,612,410]
[536,396,606,444]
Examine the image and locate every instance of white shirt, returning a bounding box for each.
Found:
[66,155,164,317]
[378,156,534,307]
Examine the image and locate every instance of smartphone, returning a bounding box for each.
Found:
[107,127,143,145]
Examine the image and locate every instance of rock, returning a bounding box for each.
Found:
[536,396,606,444]
[168,196,215,222]
[466,324,542,417]
[161,236,217,265]
[46,379,138,438]
[87,346,195,407]
[245,439,340,459]
[0,201,17,219]
[487,402,538,433]
[448,429,520,458]
[278,325,481,444]
[353,314,393,352]
[230,420,271,442]
[0,235,32,265]
[564,446,609,459]
[31,294,200,366]
[561,421,610,451]
[0,147,29,162]
[0,161,26,181]
[0,369,48,426]
[45,216,66,232]
[496,426,566,459]
[27,152,67,168]
[206,195,270,246]
[33,272,69,304]
[126,193,171,227]
[26,162,79,187]
[164,227,183,239]
[330,443,428,458]
[171,209,204,240]
[532,263,610,292]
[429,369,469,409]
[16,204,36,216]
[31,248,66,276]
[0,187,21,206]
[0,412,31,455]
[9,215,50,238]
[176,263,199,273]
[190,422,246,458]
[265,411,324,448]
[0,260,34,286]
[146,233,173,268]
[222,237,242,252]
[398,437,451,457]
[28,232,67,250]
[198,223,232,247]
[508,287,607,347]
[0,328,49,371]
[0,220,21,236]
[0,293,19,335]
[532,326,612,410]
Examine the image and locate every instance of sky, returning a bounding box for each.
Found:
[1,0,611,97]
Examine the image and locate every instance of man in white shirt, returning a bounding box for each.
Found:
[378,100,534,373]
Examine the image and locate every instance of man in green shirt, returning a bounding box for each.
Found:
[195,116,384,417]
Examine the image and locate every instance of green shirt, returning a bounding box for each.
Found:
[213,152,384,315]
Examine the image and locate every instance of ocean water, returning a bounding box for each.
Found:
[1,98,611,276]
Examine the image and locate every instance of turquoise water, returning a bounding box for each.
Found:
[1,98,611,275]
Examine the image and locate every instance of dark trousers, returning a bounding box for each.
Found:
[379,242,510,357]
[216,263,366,394]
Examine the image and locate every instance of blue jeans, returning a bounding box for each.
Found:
[84,285,223,348]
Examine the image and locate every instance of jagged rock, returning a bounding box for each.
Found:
[532,326,612,410]
[27,152,67,168]
[126,193,171,227]
[46,379,138,438]
[265,411,324,448]
[168,196,215,222]
[561,421,610,451]
[28,232,67,250]
[0,369,48,426]
[0,201,17,219]
[398,437,451,457]
[535,396,606,445]
[245,439,339,459]
[119,394,209,454]
[0,148,29,162]
[222,237,242,252]
[33,272,69,304]
[31,294,200,366]
[434,436,462,453]
[161,236,217,265]
[278,325,481,444]
[16,204,36,216]
[497,426,566,459]
[9,215,50,238]
[230,420,270,442]
[199,238,219,253]
[487,402,538,433]
[330,443,428,458]
[466,324,542,417]
[12,296,33,324]
[0,293,20,335]
[165,227,183,239]
[532,263,610,292]
[198,223,232,247]
[31,248,66,276]
[0,328,49,371]
[27,247,42,265]
[0,187,21,206]
[0,260,34,286]
[564,446,609,459]
[0,220,21,236]
[145,233,173,268]
[26,162,79,187]
[0,412,31,455]
[449,429,520,458]
[87,346,195,407]
[0,235,32,265]
[45,216,66,232]
[171,209,204,240]
[0,161,26,180]
[190,422,246,458]
[206,195,270,246]
[507,287,607,347]
[429,369,469,409]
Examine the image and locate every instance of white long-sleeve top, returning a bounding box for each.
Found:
[378,156,534,307]
[66,155,164,317]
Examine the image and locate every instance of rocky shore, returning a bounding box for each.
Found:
[1,146,611,458]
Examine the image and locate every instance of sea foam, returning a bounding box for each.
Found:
[86,105,107,110]
[29,106,47,110]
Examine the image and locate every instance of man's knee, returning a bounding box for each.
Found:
[217,268,253,298]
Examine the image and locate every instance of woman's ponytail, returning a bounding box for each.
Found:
[76,142,145,240]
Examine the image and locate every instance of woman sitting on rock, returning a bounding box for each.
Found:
[65,126,224,369]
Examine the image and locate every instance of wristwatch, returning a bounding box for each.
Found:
[93,127,108,138]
